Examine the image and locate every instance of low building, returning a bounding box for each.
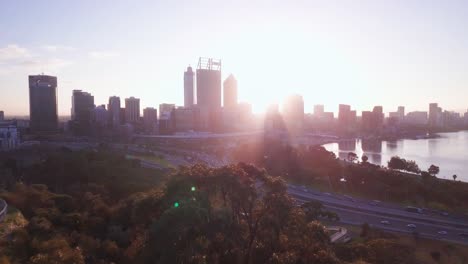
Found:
[0,123,19,151]
[405,111,428,126]
[174,107,195,132]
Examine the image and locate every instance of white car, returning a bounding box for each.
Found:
[380,220,391,225]
[407,224,417,229]
[437,231,448,235]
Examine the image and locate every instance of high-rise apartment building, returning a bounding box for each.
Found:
[0,111,4,121]
[184,66,195,108]
[223,74,237,108]
[29,74,58,132]
[125,97,140,123]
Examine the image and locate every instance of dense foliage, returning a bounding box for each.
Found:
[0,151,345,263]
[0,148,464,263]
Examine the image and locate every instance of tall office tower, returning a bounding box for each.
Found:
[429,103,442,127]
[29,74,58,132]
[71,90,94,123]
[397,106,405,118]
[372,105,384,129]
[361,111,373,132]
[108,96,121,127]
[93,105,108,126]
[196,58,222,131]
[143,107,158,132]
[125,97,140,123]
[282,94,304,134]
[184,66,194,108]
[338,104,351,125]
[223,74,237,108]
[314,104,324,117]
[0,111,4,121]
[338,104,357,133]
[196,58,221,109]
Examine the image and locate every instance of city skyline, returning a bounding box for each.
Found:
[2,1,468,116]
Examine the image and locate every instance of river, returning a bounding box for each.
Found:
[323,131,468,182]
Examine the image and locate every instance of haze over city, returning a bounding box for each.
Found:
[2,1,468,263]
[2,0,468,116]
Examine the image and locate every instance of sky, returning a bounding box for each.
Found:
[1,0,468,116]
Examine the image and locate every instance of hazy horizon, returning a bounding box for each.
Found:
[1,0,468,116]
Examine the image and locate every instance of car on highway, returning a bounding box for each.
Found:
[405,206,423,214]
[369,200,381,206]
[324,192,332,196]
[344,195,355,202]
[406,224,417,229]
[437,231,448,235]
[458,233,468,239]
[303,189,309,192]
[380,220,391,225]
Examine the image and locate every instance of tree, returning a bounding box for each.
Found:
[428,165,440,177]
[430,251,441,262]
[387,156,406,171]
[453,174,457,181]
[387,156,420,173]
[360,223,370,238]
[405,160,420,174]
[361,155,369,164]
[347,152,358,163]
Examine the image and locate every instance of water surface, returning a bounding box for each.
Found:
[323,131,468,182]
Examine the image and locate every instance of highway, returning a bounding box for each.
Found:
[287,184,468,245]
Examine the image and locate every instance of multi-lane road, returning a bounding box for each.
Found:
[287,184,468,245]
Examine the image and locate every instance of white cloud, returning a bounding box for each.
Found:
[42,45,76,52]
[0,44,72,75]
[89,51,120,59]
[0,44,30,61]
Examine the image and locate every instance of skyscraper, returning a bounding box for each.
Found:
[184,66,194,108]
[223,74,237,108]
[125,97,140,123]
[143,107,158,133]
[71,90,95,134]
[196,57,222,131]
[0,111,4,121]
[71,90,94,123]
[29,74,58,132]
[196,58,222,109]
[429,103,442,127]
[108,96,121,127]
[313,105,324,117]
[282,94,304,134]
